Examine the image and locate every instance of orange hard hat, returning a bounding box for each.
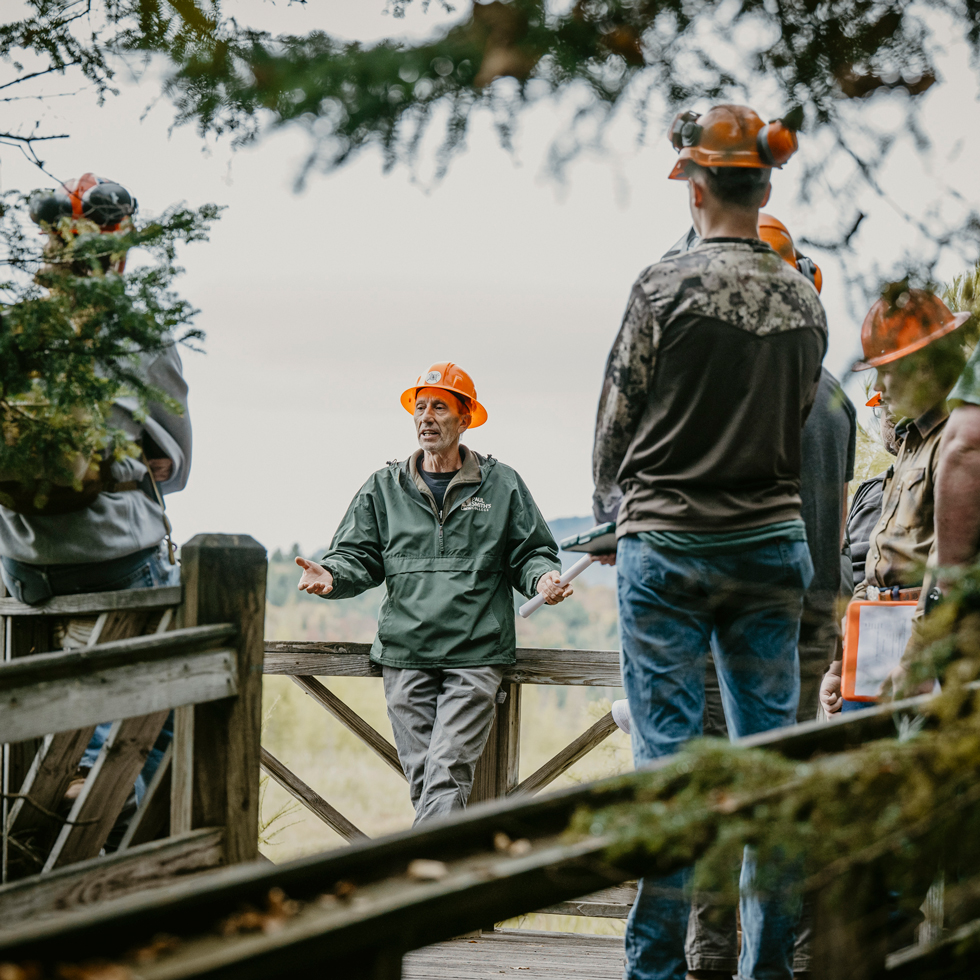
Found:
[757,213,823,294]
[667,105,801,180]
[758,214,796,265]
[400,362,488,427]
[853,289,971,371]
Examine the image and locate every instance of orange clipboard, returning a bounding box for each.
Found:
[841,599,917,702]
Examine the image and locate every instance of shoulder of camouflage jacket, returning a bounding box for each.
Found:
[633,241,828,338]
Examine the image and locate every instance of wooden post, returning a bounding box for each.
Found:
[469,682,521,803]
[179,534,266,865]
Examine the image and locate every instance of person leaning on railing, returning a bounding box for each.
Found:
[820,289,972,713]
[295,362,568,825]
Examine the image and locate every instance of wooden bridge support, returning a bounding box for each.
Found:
[181,534,267,865]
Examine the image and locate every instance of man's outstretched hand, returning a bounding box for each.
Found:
[296,557,334,596]
[536,570,573,605]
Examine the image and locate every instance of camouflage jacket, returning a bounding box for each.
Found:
[592,237,827,536]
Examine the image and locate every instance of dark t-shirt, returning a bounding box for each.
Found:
[419,466,458,511]
[800,369,856,600]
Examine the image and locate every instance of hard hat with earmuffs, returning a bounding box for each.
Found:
[29,173,137,232]
[667,104,803,180]
[757,213,823,293]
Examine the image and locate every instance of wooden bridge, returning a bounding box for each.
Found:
[0,535,976,979]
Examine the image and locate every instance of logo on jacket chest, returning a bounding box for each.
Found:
[461,496,491,512]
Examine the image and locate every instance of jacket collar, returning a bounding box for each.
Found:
[910,401,949,441]
[407,445,483,513]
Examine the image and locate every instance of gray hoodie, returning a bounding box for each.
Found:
[0,343,192,565]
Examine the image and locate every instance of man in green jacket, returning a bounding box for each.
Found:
[296,361,569,823]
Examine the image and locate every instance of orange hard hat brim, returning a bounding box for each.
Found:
[669,146,777,180]
[852,310,972,371]
[400,385,488,427]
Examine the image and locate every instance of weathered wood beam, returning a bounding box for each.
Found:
[0,585,182,617]
[0,646,238,744]
[182,534,267,867]
[5,726,97,870]
[118,744,172,851]
[536,882,637,918]
[43,710,170,871]
[264,641,378,677]
[470,683,521,806]
[260,747,368,843]
[510,711,618,798]
[0,688,956,977]
[291,675,405,780]
[0,828,223,927]
[264,643,623,688]
[0,623,236,688]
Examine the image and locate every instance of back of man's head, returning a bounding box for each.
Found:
[685,161,771,211]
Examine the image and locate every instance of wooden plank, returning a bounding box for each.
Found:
[505,649,622,688]
[264,641,377,676]
[182,534,267,866]
[536,882,637,917]
[292,675,405,780]
[510,711,618,798]
[5,726,98,872]
[6,603,167,873]
[404,930,625,979]
[0,585,182,617]
[0,623,235,688]
[4,618,51,833]
[43,710,171,871]
[118,745,173,851]
[260,747,368,843]
[264,644,622,688]
[470,683,521,806]
[171,705,195,835]
[0,689,952,974]
[0,647,238,744]
[0,828,222,926]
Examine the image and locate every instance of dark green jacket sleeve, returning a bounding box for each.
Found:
[504,473,561,598]
[319,477,386,599]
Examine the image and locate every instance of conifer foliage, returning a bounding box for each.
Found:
[0,195,218,511]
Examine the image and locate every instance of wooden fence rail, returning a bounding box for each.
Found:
[0,690,968,980]
[260,641,630,916]
[0,533,267,920]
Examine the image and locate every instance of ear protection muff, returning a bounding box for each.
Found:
[81,181,136,227]
[756,106,803,167]
[796,254,823,294]
[756,119,799,167]
[29,176,137,231]
[29,190,73,227]
[669,110,703,150]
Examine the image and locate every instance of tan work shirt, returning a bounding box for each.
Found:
[854,403,949,600]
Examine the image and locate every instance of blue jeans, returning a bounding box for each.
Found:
[617,534,812,980]
[72,547,180,803]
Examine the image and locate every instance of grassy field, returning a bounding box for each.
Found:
[260,563,630,936]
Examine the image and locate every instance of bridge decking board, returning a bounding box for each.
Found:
[404,930,624,979]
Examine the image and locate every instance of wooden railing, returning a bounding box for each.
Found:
[261,638,630,914]
[0,534,267,924]
[0,691,967,980]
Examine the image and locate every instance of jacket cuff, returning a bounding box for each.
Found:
[526,561,561,599]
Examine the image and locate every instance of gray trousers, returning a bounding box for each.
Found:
[382,665,504,825]
[686,623,833,975]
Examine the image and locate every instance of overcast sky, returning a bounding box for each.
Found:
[3,2,979,555]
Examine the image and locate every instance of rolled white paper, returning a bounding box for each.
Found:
[518,554,595,618]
